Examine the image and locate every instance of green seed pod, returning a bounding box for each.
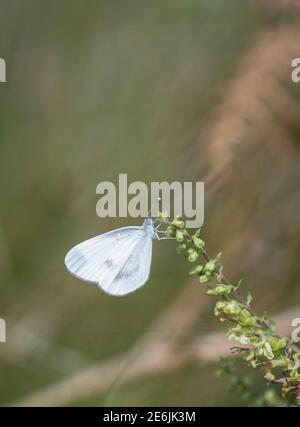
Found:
[194,229,201,238]
[172,218,185,228]
[216,301,227,310]
[214,284,232,295]
[205,271,213,280]
[165,226,176,237]
[205,260,216,272]
[214,300,227,316]
[239,315,257,327]
[188,250,198,263]
[176,229,184,243]
[192,236,205,250]
[199,274,209,284]
[281,384,290,399]
[264,370,275,382]
[189,264,203,276]
[176,242,188,255]
[224,303,241,316]
[269,336,287,352]
[239,308,251,322]
[260,342,274,360]
[158,211,169,222]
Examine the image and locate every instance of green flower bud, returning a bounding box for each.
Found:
[224,303,241,316]
[219,284,233,295]
[204,271,213,280]
[199,274,209,284]
[258,342,274,360]
[249,359,259,368]
[194,229,201,238]
[264,370,275,382]
[245,349,255,362]
[238,308,251,321]
[264,342,274,360]
[205,260,216,272]
[239,315,257,327]
[290,370,300,382]
[214,301,227,316]
[172,217,185,228]
[189,265,203,276]
[176,243,188,255]
[281,384,290,399]
[271,357,288,369]
[158,211,169,222]
[192,236,205,250]
[275,355,294,370]
[216,301,227,310]
[175,229,184,243]
[165,226,176,237]
[269,336,287,352]
[206,284,232,296]
[188,250,198,263]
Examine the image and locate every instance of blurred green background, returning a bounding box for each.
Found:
[0,0,300,406]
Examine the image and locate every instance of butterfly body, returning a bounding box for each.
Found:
[65,218,158,296]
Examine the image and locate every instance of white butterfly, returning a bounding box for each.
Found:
[65,218,162,296]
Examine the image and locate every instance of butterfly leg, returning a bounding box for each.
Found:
[155,230,175,240]
[157,236,175,240]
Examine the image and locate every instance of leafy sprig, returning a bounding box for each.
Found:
[159,213,300,406]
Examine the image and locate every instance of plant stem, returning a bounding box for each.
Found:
[201,249,270,329]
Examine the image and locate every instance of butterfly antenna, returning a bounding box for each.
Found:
[148,197,161,218]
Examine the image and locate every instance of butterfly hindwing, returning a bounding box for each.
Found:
[102,234,153,296]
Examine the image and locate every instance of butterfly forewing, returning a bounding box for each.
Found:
[65,226,153,295]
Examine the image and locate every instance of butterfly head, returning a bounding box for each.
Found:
[143,218,158,239]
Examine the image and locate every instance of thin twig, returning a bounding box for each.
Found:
[201,249,270,329]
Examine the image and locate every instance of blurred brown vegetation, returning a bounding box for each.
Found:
[0,0,300,406]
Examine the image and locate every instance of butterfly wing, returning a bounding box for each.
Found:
[104,234,153,296]
[65,226,153,296]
